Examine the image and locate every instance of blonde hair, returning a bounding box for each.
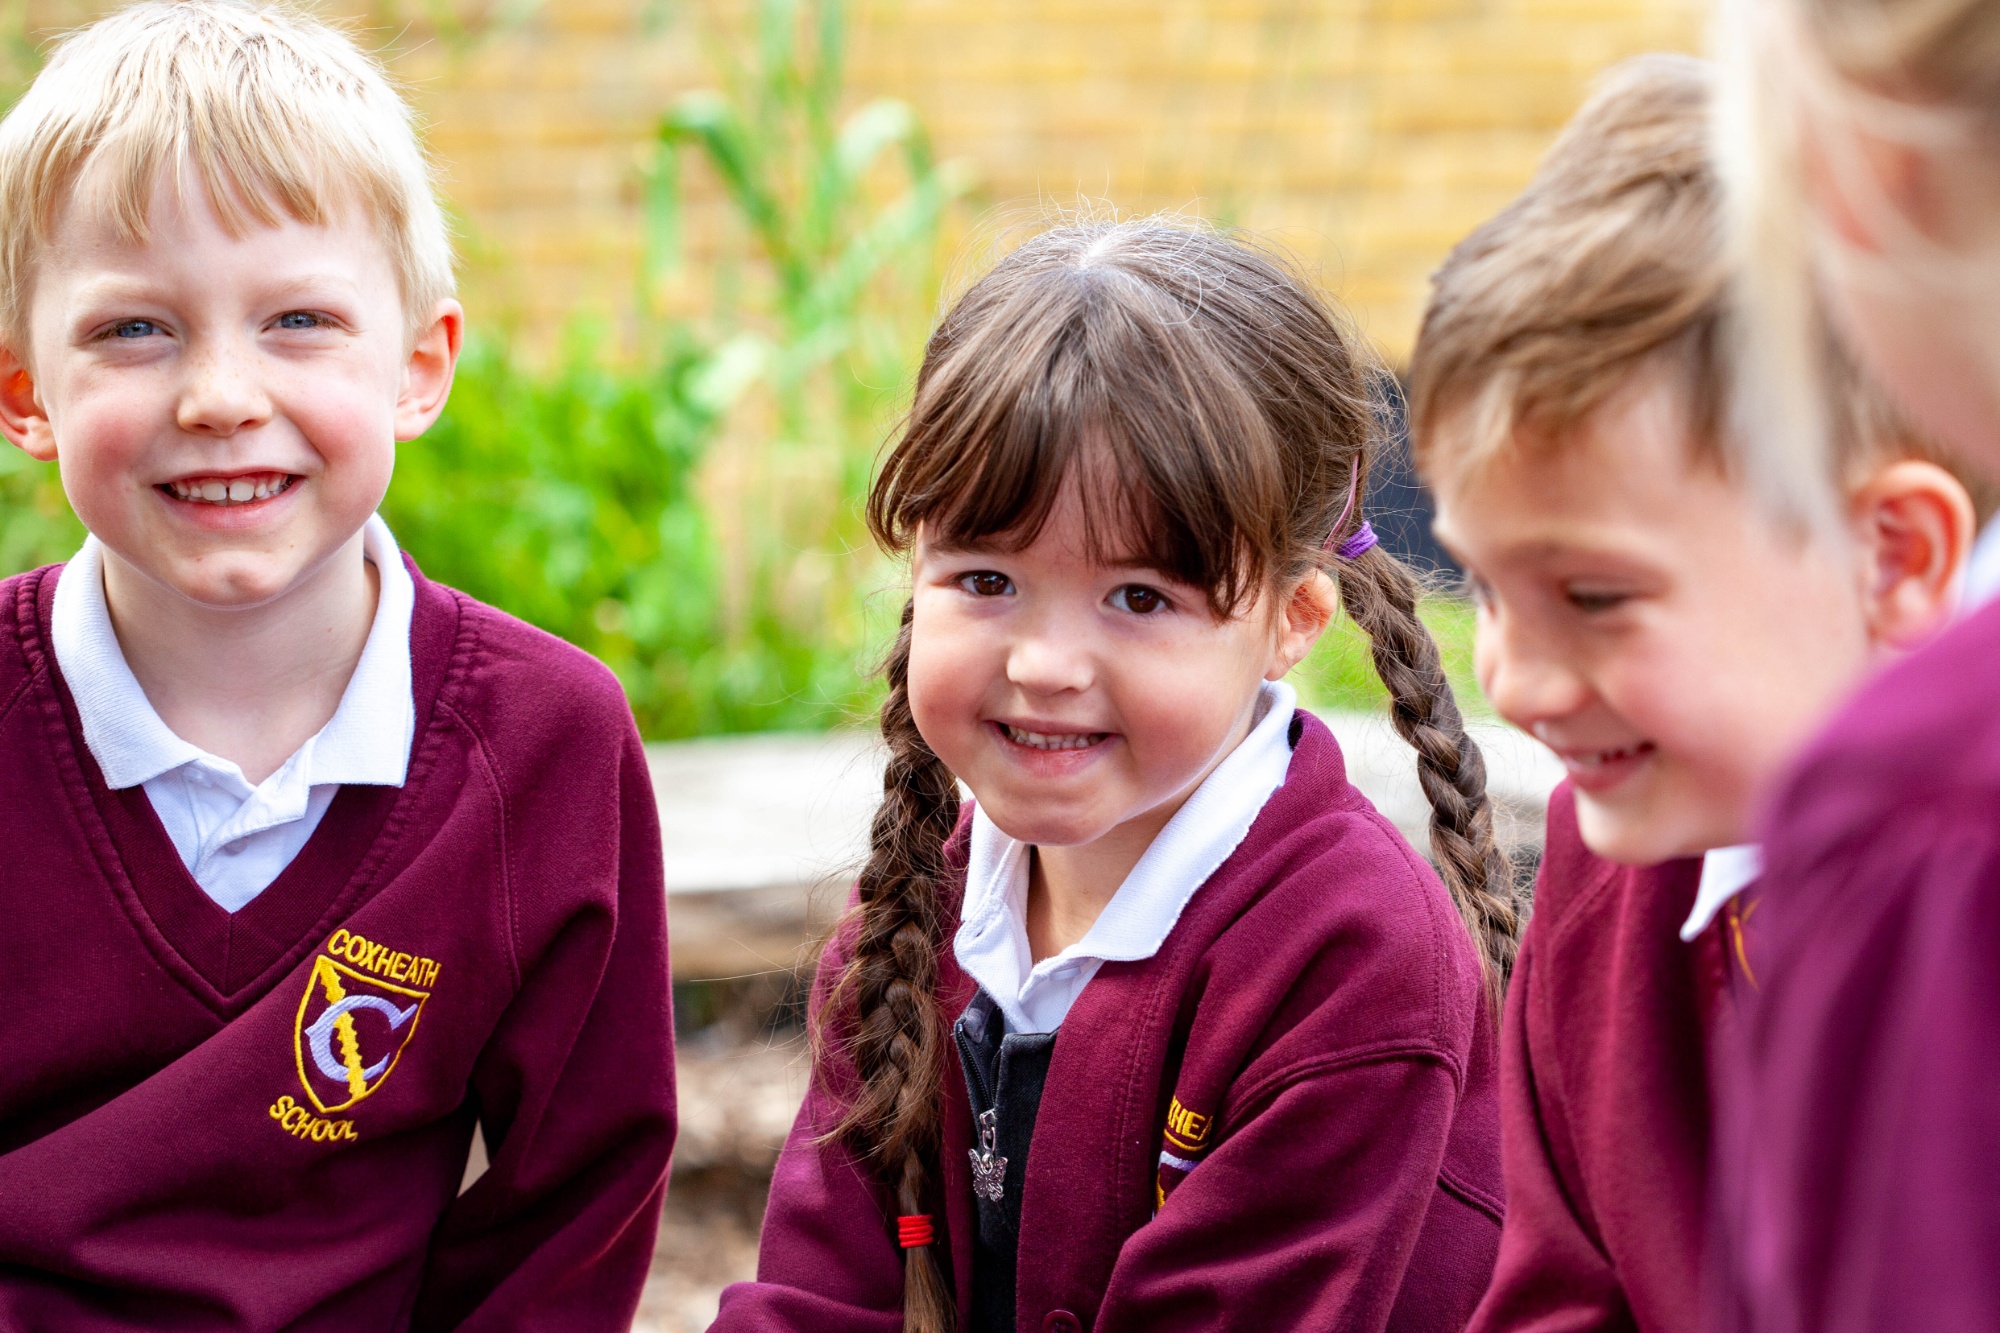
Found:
[1412,51,1962,507]
[0,0,453,345]
[1715,0,2000,522]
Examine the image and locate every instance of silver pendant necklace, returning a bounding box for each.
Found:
[969,1108,1008,1202]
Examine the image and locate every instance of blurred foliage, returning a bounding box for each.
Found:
[388,0,967,736]
[0,0,1481,737]
[1296,593,1488,719]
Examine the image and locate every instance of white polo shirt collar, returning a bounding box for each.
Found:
[50,517,416,911]
[53,515,415,794]
[954,679,1299,1035]
[1680,842,1761,942]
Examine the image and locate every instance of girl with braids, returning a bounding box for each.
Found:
[712,218,1511,1333]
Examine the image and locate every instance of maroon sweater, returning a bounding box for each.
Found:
[1713,594,2000,1333]
[1469,785,1750,1333]
[713,712,1504,1333]
[0,561,676,1330]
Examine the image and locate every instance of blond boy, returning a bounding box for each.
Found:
[0,4,673,1326]
[1408,54,1977,1333]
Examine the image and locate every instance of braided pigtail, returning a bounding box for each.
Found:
[1336,546,1520,1007]
[821,599,959,1333]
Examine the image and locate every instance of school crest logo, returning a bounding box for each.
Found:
[293,931,439,1114]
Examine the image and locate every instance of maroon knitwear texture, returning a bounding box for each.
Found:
[1714,593,2000,1333]
[0,560,676,1331]
[713,712,1505,1333]
[1469,784,1748,1333]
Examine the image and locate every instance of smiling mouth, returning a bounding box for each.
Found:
[999,723,1110,752]
[1563,741,1657,770]
[160,472,296,506]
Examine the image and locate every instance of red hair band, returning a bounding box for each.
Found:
[897,1214,935,1249]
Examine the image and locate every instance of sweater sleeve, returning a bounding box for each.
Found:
[1091,1048,1468,1333]
[1719,796,2000,1333]
[1467,932,1635,1333]
[708,1078,909,1332]
[708,930,919,1333]
[410,728,678,1332]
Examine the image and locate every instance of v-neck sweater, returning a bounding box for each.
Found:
[0,560,676,1331]
[715,711,1505,1333]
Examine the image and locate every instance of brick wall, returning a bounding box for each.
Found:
[14,0,1706,362]
[400,0,1705,364]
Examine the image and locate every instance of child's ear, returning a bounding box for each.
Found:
[1268,569,1339,680]
[0,345,55,461]
[394,299,464,442]
[1850,458,1977,651]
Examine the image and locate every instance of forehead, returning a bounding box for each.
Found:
[38,160,395,297]
[1432,369,1757,564]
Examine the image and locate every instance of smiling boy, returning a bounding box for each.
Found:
[0,4,673,1328]
[1407,56,1980,1333]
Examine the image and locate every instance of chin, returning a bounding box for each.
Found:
[1572,792,1715,868]
[973,797,1110,850]
[160,554,315,611]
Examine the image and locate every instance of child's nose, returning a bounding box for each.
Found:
[1479,630,1591,733]
[1004,625,1095,696]
[177,342,273,438]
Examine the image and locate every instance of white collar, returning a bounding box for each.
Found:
[954,678,1299,1034]
[1964,514,2000,610]
[51,515,416,792]
[1680,842,1761,942]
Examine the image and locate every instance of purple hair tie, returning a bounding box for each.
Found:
[1334,520,1377,561]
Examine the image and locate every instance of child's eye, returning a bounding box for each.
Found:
[1109,584,1169,615]
[957,571,1013,597]
[275,311,326,330]
[1460,573,1494,609]
[109,319,158,339]
[1565,586,1632,613]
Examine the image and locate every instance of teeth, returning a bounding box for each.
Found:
[165,474,291,505]
[1569,745,1641,768]
[1003,724,1105,752]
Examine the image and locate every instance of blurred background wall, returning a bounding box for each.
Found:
[402,0,1705,363]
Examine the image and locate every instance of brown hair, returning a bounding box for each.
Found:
[825,219,1518,1332]
[1409,52,1979,508]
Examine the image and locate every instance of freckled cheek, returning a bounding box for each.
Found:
[48,393,159,505]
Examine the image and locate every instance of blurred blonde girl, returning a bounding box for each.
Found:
[1711,0,2000,1327]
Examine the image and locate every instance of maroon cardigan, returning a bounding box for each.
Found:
[714,712,1504,1333]
[1714,593,2000,1333]
[1469,785,1748,1333]
[0,562,675,1330]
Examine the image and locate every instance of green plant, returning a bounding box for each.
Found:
[645,0,971,679]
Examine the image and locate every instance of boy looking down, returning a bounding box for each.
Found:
[0,3,675,1327]
[1409,55,1980,1333]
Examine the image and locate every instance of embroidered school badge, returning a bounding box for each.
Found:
[292,930,438,1114]
[1156,1094,1214,1211]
